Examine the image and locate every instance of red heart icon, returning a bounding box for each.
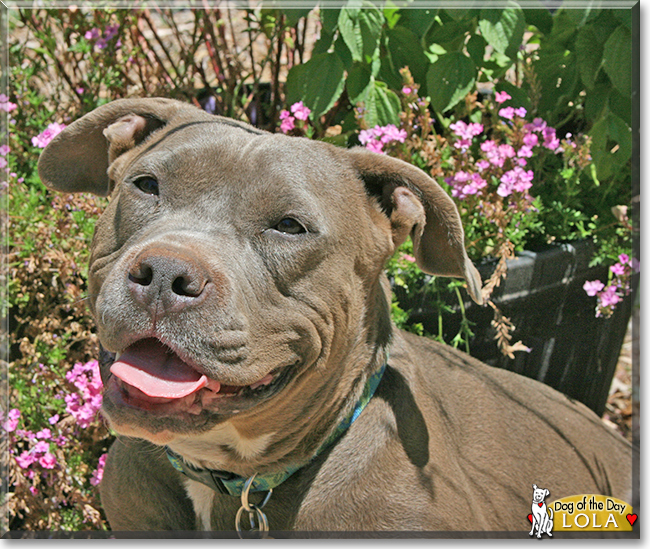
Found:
[626,513,637,526]
[527,514,533,523]
[538,502,543,507]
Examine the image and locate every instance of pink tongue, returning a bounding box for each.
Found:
[110,339,212,399]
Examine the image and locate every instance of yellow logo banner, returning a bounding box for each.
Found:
[549,495,634,532]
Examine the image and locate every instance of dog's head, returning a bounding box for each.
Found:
[532,484,550,504]
[38,98,481,472]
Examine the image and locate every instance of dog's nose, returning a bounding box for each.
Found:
[127,246,210,313]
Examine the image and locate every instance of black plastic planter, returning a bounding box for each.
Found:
[398,240,636,416]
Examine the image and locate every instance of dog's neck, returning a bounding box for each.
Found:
[164,360,387,496]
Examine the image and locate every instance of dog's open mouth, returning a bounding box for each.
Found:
[108,338,282,416]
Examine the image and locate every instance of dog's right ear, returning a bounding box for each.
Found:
[37,98,202,196]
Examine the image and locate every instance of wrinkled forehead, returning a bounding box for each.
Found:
[128,121,360,204]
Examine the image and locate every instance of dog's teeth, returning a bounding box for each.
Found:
[249,374,274,390]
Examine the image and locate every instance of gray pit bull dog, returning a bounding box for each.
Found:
[38,98,633,535]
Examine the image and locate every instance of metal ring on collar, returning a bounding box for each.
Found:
[235,504,269,535]
[240,473,272,512]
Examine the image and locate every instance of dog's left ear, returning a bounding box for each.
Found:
[348,147,483,305]
[37,98,204,196]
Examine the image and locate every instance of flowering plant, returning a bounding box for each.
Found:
[3,360,109,530]
[347,68,634,356]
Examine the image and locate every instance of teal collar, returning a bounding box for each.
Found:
[166,363,386,497]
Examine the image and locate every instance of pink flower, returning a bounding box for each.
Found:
[0,145,10,156]
[360,125,406,152]
[517,146,533,158]
[15,451,37,469]
[524,118,547,133]
[497,167,534,197]
[29,486,39,496]
[358,127,379,145]
[446,171,487,199]
[583,280,605,297]
[475,160,490,172]
[610,263,626,276]
[542,127,560,151]
[514,107,527,117]
[65,360,103,429]
[523,133,538,148]
[33,441,50,455]
[402,86,412,95]
[104,24,120,40]
[379,124,407,144]
[54,435,68,447]
[85,28,101,40]
[402,254,416,263]
[36,428,52,440]
[39,452,57,469]
[31,122,66,148]
[3,408,20,432]
[0,158,7,169]
[0,94,17,113]
[16,429,36,441]
[449,120,483,140]
[290,101,311,121]
[90,453,108,486]
[499,107,515,120]
[48,414,60,425]
[365,139,384,154]
[279,110,295,134]
[495,91,512,104]
[618,254,630,265]
[599,285,621,307]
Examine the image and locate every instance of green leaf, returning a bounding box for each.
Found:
[283,8,312,27]
[347,62,373,103]
[311,31,334,56]
[338,3,384,63]
[426,52,477,113]
[589,112,631,180]
[478,5,525,59]
[383,1,401,29]
[285,53,346,119]
[334,34,354,70]
[534,46,578,119]
[603,25,632,97]
[357,79,401,127]
[381,26,430,89]
[397,8,438,39]
[584,83,610,122]
[524,3,553,35]
[425,15,467,50]
[607,113,632,162]
[613,9,632,29]
[609,87,631,125]
[575,25,603,89]
[466,34,486,66]
[443,8,472,22]
[320,8,341,33]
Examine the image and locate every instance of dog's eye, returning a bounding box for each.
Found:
[274,218,306,235]
[133,176,159,196]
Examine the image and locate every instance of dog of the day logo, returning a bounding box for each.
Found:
[527,485,635,535]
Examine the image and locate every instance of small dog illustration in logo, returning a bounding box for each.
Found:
[529,484,554,538]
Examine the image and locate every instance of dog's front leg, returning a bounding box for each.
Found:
[100,438,196,531]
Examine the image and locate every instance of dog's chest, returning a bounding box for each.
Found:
[184,479,215,530]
